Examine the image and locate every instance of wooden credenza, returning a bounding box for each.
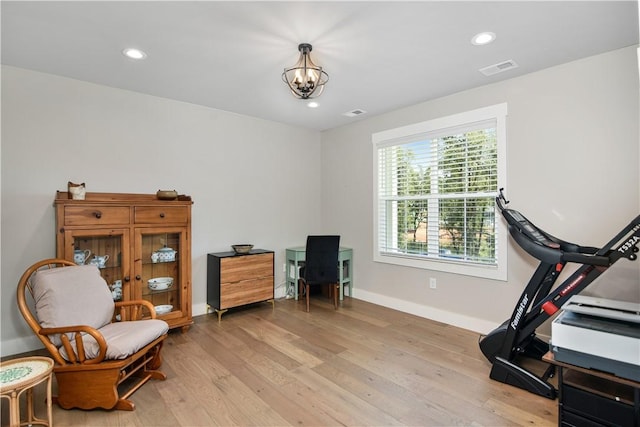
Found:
[54,191,193,331]
[206,249,274,320]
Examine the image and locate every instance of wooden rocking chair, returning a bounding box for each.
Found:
[17,259,169,411]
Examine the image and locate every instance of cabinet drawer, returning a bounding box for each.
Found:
[563,384,636,426]
[220,277,274,309]
[561,410,608,427]
[134,206,189,224]
[64,206,130,225]
[220,253,273,283]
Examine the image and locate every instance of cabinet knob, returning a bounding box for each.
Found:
[159,212,165,218]
[135,275,141,280]
[124,276,130,282]
[93,211,102,219]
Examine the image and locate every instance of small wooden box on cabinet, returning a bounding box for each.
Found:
[207,249,274,320]
[54,191,193,332]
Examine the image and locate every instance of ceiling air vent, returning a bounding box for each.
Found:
[343,109,367,118]
[479,60,519,76]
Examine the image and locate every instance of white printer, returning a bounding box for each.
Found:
[550,295,640,382]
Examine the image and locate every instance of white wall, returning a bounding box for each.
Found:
[1,66,322,356]
[2,46,639,356]
[321,46,640,334]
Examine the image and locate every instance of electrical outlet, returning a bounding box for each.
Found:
[429,278,437,289]
[282,263,286,273]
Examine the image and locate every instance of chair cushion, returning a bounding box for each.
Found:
[59,319,169,361]
[32,265,114,346]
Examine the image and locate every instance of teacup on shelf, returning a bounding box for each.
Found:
[89,254,109,268]
[74,249,91,265]
[110,280,123,300]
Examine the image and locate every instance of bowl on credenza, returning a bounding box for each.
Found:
[148,277,174,291]
[154,304,173,315]
[231,244,253,254]
[156,190,178,200]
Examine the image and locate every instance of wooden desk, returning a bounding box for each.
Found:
[285,246,353,301]
[543,351,640,426]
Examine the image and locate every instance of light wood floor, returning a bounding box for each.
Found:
[3,296,557,426]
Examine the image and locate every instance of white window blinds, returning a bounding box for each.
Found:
[373,104,507,280]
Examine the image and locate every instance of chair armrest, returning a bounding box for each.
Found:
[115,299,157,320]
[39,325,107,365]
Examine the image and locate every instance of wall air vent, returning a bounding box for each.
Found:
[343,109,367,118]
[479,60,519,76]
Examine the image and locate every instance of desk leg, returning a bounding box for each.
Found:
[285,259,292,299]
[285,252,301,301]
[294,260,300,301]
[339,260,344,301]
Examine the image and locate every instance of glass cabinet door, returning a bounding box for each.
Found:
[62,228,130,302]
[135,227,187,319]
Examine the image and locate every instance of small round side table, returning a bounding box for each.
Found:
[0,356,54,427]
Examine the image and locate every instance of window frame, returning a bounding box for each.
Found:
[372,103,508,281]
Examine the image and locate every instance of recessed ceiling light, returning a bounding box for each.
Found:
[471,32,496,46]
[307,101,319,108]
[122,48,147,60]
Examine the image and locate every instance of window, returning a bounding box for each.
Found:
[373,103,507,280]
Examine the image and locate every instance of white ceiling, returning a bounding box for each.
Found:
[2,1,638,131]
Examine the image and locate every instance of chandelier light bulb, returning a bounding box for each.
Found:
[282,43,329,99]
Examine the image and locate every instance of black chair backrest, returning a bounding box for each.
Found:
[304,235,340,285]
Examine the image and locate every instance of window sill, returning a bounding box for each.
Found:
[374,252,507,281]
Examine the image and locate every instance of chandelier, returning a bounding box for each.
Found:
[282,43,329,99]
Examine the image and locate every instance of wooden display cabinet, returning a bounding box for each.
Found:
[207,249,274,320]
[54,191,193,331]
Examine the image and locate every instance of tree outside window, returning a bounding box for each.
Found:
[373,103,507,280]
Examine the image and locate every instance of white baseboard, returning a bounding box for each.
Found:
[354,289,500,335]
[274,285,287,299]
[193,302,210,316]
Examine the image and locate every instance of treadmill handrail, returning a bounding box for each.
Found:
[498,196,610,266]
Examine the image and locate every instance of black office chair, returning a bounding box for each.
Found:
[298,235,340,312]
